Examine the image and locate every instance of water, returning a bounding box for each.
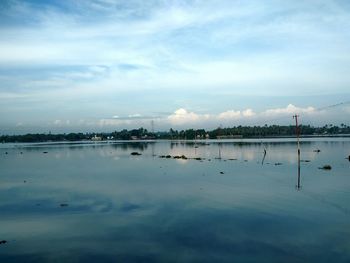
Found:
[1,138,350,262]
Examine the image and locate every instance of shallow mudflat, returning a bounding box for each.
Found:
[1,138,350,262]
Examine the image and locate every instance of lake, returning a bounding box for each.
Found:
[1,138,350,262]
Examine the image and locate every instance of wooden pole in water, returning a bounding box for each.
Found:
[293,115,301,189]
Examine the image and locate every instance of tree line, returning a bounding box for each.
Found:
[1,124,350,143]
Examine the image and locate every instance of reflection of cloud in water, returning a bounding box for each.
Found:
[1,139,350,262]
[2,202,349,262]
[174,159,189,165]
[120,203,142,212]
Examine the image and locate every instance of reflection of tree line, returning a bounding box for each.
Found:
[2,124,350,143]
[14,142,152,152]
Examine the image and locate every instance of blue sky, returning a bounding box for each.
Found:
[0,0,350,133]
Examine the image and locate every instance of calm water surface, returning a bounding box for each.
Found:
[1,138,350,262]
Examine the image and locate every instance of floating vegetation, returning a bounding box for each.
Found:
[173,155,188,160]
[130,152,142,156]
[319,165,332,170]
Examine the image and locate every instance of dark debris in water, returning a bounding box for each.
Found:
[220,171,224,174]
[319,165,332,170]
[173,155,188,160]
[314,149,321,153]
[160,155,188,160]
[274,163,283,166]
[43,151,48,154]
[0,240,7,245]
[301,160,311,163]
[130,152,142,156]
[60,203,69,207]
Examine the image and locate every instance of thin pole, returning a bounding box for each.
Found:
[293,115,301,189]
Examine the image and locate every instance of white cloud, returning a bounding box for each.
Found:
[54,120,62,125]
[53,119,71,126]
[217,108,256,120]
[166,105,318,126]
[218,110,241,120]
[242,109,256,117]
[168,108,209,125]
[128,113,142,118]
[263,104,315,116]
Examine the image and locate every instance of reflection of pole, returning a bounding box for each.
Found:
[293,115,301,190]
[261,148,267,165]
[297,161,301,189]
[151,142,155,157]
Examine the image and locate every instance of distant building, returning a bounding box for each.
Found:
[91,135,102,141]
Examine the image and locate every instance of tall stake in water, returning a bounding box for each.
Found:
[293,114,301,189]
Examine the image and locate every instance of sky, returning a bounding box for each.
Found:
[0,0,350,134]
